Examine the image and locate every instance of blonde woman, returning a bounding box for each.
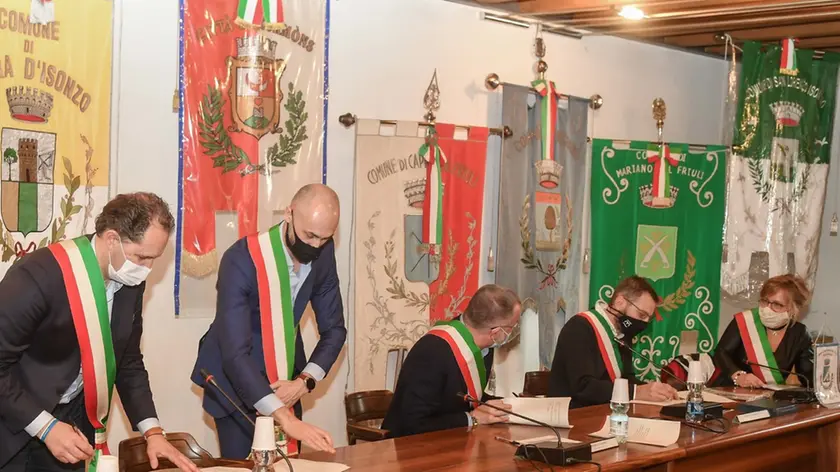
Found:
[714,274,813,388]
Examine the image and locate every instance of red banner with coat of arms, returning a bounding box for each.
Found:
[178,0,326,316]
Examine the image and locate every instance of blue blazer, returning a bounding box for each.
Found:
[191,237,346,418]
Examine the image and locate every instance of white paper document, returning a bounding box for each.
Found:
[630,390,733,407]
[503,397,572,428]
[169,462,350,472]
[516,434,580,445]
[589,416,681,447]
[761,384,799,392]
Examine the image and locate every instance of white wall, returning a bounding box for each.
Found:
[105,0,728,454]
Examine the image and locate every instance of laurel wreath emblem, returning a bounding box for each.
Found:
[198,82,306,176]
[658,250,696,312]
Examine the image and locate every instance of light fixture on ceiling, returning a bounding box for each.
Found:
[617,5,645,21]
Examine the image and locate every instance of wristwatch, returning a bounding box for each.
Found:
[470,415,479,428]
[143,427,166,440]
[297,373,316,392]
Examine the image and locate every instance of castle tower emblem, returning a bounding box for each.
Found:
[226,35,286,140]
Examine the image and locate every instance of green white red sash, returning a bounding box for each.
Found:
[428,320,486,401]
[532,79,558,165]
[578,304,623,381]
[734,309,786,385]
[246,224,298,455]
[780,38,798,76]
[237,0,284,26]
[49,237,116,471]
[646,143,679,207]
[420,127,445,254]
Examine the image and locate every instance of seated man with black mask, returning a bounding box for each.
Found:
[382,284,520,437]
[547,276,679,408]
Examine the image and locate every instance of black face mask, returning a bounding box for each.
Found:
[617,312,649,340]
[285,218,325,264]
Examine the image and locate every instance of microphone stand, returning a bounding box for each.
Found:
[459,392,592,466]
[201,369,295,472]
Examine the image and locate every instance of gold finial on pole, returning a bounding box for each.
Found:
[652,98,667,144]
[423,69,441,123]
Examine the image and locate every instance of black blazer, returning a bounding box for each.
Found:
[382,334,494,438]
[547,314,643,409]
[713,319,813,385]
[0,242,157,466]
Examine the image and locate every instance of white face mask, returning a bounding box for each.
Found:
[108,239,151,286]
[489,324,520,349]
[759,306,790,329]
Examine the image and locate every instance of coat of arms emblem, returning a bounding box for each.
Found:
[226,36,286,141]
[1,128,56,236]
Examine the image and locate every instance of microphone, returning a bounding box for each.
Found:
[745,362,816,403]
[200,369,295,471]
[457,392,592,466]
[613,338,687,388]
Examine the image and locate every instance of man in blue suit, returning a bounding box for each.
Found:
[192,184,345,458]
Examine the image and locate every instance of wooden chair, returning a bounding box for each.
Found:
[521,371,550,397]
[345,390,393,445]
[118,432,217,472]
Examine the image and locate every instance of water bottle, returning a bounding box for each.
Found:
[610,378,630,444]
[685,360,705,424]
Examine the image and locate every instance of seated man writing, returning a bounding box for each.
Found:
[382,284,520,437]
[548,276,679,408]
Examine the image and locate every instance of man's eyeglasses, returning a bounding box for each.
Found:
[492,322,521,340]
[624,297,652,322]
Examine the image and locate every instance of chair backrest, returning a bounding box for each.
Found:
[521,371,550,397]
[345,390,394,423]
[119,433,214,472]
[385,347,409,391]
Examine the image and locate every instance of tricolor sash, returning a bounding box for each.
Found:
[246,224,298,454]
[49,237,116,472]
[734,309,786,385]
[532,79,558,165]
[646,144,680,208]
[237,0,284,26]
[780,38,798,76]
[420,127,446,255]
[577,305,623,381]
[428,320,486,401]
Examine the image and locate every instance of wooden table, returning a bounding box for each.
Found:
[299,398,840,471]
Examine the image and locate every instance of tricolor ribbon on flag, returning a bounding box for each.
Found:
[646,144,679,207]
[531,79,559,163]
[237,0,284,27]
[420,128,446,257]
[780,38,798,76]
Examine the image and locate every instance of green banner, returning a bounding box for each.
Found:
[589,140,727,381]
[721,42,840,302]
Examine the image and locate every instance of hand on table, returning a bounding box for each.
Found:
[636,382,679,402]
[273,409,335,453]
[43,422,93,464]
[473,399,512,425]
[271,379,308,406]
[145,435,200,472]
[736,373,764,388]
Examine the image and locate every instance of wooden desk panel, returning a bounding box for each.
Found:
[300,401,840,471]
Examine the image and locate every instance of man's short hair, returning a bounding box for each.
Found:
[610,275,660,305]
[463,284,521,329]
[95,192,174,242]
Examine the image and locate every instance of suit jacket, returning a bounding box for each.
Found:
[191,236,346,418]
[547,314,643,408]
[382,334,494,438]
[0,242,156,466]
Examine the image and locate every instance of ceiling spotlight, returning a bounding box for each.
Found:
[618,5,645,20]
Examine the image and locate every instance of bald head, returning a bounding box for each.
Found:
[284,184,340,251]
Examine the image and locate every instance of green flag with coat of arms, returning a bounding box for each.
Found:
[589,139,727,381]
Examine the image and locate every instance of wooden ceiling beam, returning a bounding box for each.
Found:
[664,21,840,48]
[704,35,840,54]
[597,7,840,37]
[562,0,839,28]
[516,0,707,15]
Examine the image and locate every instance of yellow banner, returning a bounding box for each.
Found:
[0,1,112,270]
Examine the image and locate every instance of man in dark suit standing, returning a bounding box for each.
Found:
[192,184,344,458]
[0,193,198,472]
[382,284,520,438]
